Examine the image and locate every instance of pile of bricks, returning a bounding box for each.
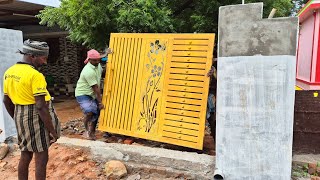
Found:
[41,37,81,85]
[309,163,320,179]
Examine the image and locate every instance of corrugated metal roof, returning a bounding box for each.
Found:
[0,1,44,11]
[0,0,46,28]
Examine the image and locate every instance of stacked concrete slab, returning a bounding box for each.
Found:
[216,3,298,179]
[0,28,23,142]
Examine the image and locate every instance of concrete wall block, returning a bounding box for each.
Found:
[218,3,298,57]
[0,28,22,142]
[216,3,298,180]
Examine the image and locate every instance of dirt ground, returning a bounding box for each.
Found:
[54,97,216,156]
[0,143,104,180]
[0,97,216,180]
[1,143,192,180]
[53,97,84,124]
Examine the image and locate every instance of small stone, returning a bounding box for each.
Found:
[0,161,7,168]
[144,174,150,179]
[76,166,86,174]
[117,139,123,143]
[132,142,143,146]
[104,160,127,179]
[309,163,317,169]
[127,173,141,180]
[68,160,78,165]
[96,171,102,176]
[0,143,9,160]
[103,133,111,138]
[61,156,70,162]
[308,167,316,175]
[316,167,320,174]
[124,139,134,145]
[77,156,86,162]
[311,176,317,180]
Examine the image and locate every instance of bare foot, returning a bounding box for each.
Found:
[88,131,96,141]
[82,131,89,139]
[89,134,97,141]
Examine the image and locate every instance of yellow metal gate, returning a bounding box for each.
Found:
[99,33,215,149]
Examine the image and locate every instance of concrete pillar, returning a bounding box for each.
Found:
[215,3,298,179]
[0,29,22,142]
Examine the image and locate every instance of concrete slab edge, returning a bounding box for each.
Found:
[56,137,215,177]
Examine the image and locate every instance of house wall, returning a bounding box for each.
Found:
[297,13,316,82]
[41,37,81,85]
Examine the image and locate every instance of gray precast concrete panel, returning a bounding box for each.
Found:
[0,29,23,142]
[218,3,298,57]
[216,3,298,180]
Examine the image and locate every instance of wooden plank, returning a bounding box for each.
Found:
[170,62,206,69]
[172,51,208,57]
[173,40,209,45]
[172,45,209,51]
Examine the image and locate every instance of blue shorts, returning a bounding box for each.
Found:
[76,95,100,122]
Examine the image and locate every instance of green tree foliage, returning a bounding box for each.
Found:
[37,0,294,50]
[292,0,309,15]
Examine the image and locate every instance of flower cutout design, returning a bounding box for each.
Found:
[151,65,162,77]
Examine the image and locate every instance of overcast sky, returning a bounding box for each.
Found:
[18,0,60,7]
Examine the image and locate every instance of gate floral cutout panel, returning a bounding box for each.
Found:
[99,33,215,150]
[137,39,166,134]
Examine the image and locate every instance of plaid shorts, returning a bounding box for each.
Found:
[14,101,61,152]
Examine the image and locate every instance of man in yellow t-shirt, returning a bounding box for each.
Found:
[3,39,60,180]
